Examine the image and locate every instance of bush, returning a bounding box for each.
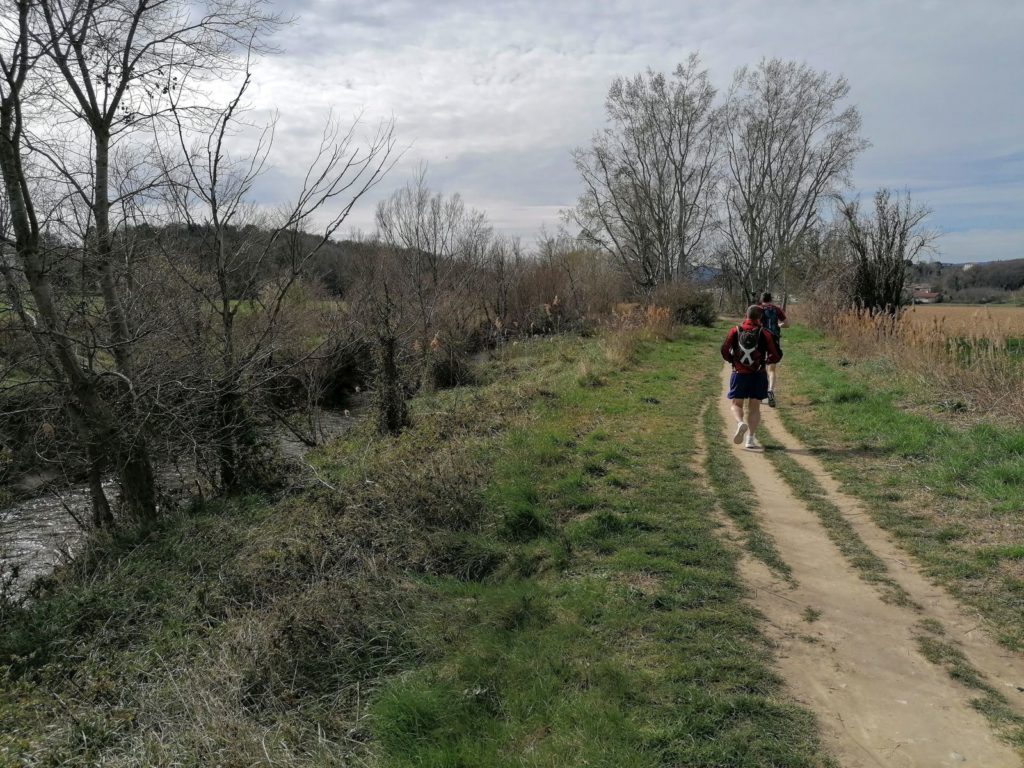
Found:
[650,282,716,327]
[428,335,476,389]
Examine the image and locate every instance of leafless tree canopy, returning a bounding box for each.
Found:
[719,59,868,304]
[569,56,868,303]
[0,0,396,525]
[570,54,719,293]
[841,188,937,315]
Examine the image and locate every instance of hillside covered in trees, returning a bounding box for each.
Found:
[911,259,1024,303]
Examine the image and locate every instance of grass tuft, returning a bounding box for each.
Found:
[700,405,793,581]
[758,428,913,607]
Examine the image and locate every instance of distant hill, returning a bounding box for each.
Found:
[911,259,1024,303]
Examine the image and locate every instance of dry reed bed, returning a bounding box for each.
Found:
[903,304,1024,341]
[790,304,1024,423]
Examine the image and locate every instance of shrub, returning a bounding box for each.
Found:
[650,282,717,327]
[428,333,476,389]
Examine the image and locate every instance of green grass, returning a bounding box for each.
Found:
[0,329,833,766]
[913,620,1024,749]
[701,405,793,581]
[778,324,1024,649]
[370,328,830,767]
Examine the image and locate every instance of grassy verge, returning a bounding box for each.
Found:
[758,429,911,606]
[370,327,830,767]
[1,328,832,767]
[778,325,1024,650]
[0,339,564,765]
[914,620,1024,749]
[701,406,793,581]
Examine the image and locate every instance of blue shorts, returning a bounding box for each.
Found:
[727,370,769,401]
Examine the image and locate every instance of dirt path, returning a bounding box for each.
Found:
[714,364,1024,767]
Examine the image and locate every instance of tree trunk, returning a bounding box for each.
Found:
[375,334,409,435]
[93,132,157,521]
[218,385,241,492]
[88,455,113,529]
[0,110,123,527]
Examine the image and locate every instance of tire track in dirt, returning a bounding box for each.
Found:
[760,395,1024,710]
[715,364,1024,767]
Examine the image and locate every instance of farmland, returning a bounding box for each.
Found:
[903,303,1024,341]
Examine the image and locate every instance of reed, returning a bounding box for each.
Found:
[790,304,1024,423]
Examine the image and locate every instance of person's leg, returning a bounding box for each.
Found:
[766,363,778,407]
[731,398,748,444]
[731,399,745,424]
[747,398,761,437]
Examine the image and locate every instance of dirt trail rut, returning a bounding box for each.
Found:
[714,365,1024,767]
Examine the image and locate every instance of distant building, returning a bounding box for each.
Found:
[911,289,942,304]
[962,263,976,271]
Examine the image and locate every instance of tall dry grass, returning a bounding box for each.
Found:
[600,304,675,368]
[795,305,1024,422]
[902,304,1024,340]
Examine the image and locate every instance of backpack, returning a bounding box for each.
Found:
[761,304,781,337]
[733,326,765,369]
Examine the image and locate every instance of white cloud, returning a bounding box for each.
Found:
[229,0,1023,255]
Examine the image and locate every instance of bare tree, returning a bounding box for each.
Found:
[23,0,282,516]
[150,68,396,490]
[569,54,719,293]
[0,1,120,525]
[375,167,490,390]
[841,188,937,315]
[477,233,524,338]
[350,248,410,436]
[375,164,470,283]
[719,59,867,304]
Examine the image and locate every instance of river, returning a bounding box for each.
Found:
[0,405,364,596]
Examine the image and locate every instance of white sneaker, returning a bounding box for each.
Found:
[745,435,758,450]
[733,422,748,444]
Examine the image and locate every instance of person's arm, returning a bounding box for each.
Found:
[721,328,736,363]
[777,305,788,327]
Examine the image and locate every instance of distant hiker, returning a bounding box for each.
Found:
[721,305,782,450]
[757,292,787,407]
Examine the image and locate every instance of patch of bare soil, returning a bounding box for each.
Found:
[709,365,1024,767]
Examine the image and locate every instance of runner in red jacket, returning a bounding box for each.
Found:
[721,305,781,449]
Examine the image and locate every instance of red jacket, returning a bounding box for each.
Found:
[758,301,787,336]
[721,319,781,373]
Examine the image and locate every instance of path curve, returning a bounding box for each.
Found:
[716,364,1024,768]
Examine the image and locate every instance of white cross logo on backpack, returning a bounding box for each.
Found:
[735,327,760,366]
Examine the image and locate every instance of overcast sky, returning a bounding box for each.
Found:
[241,0,1024,263]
